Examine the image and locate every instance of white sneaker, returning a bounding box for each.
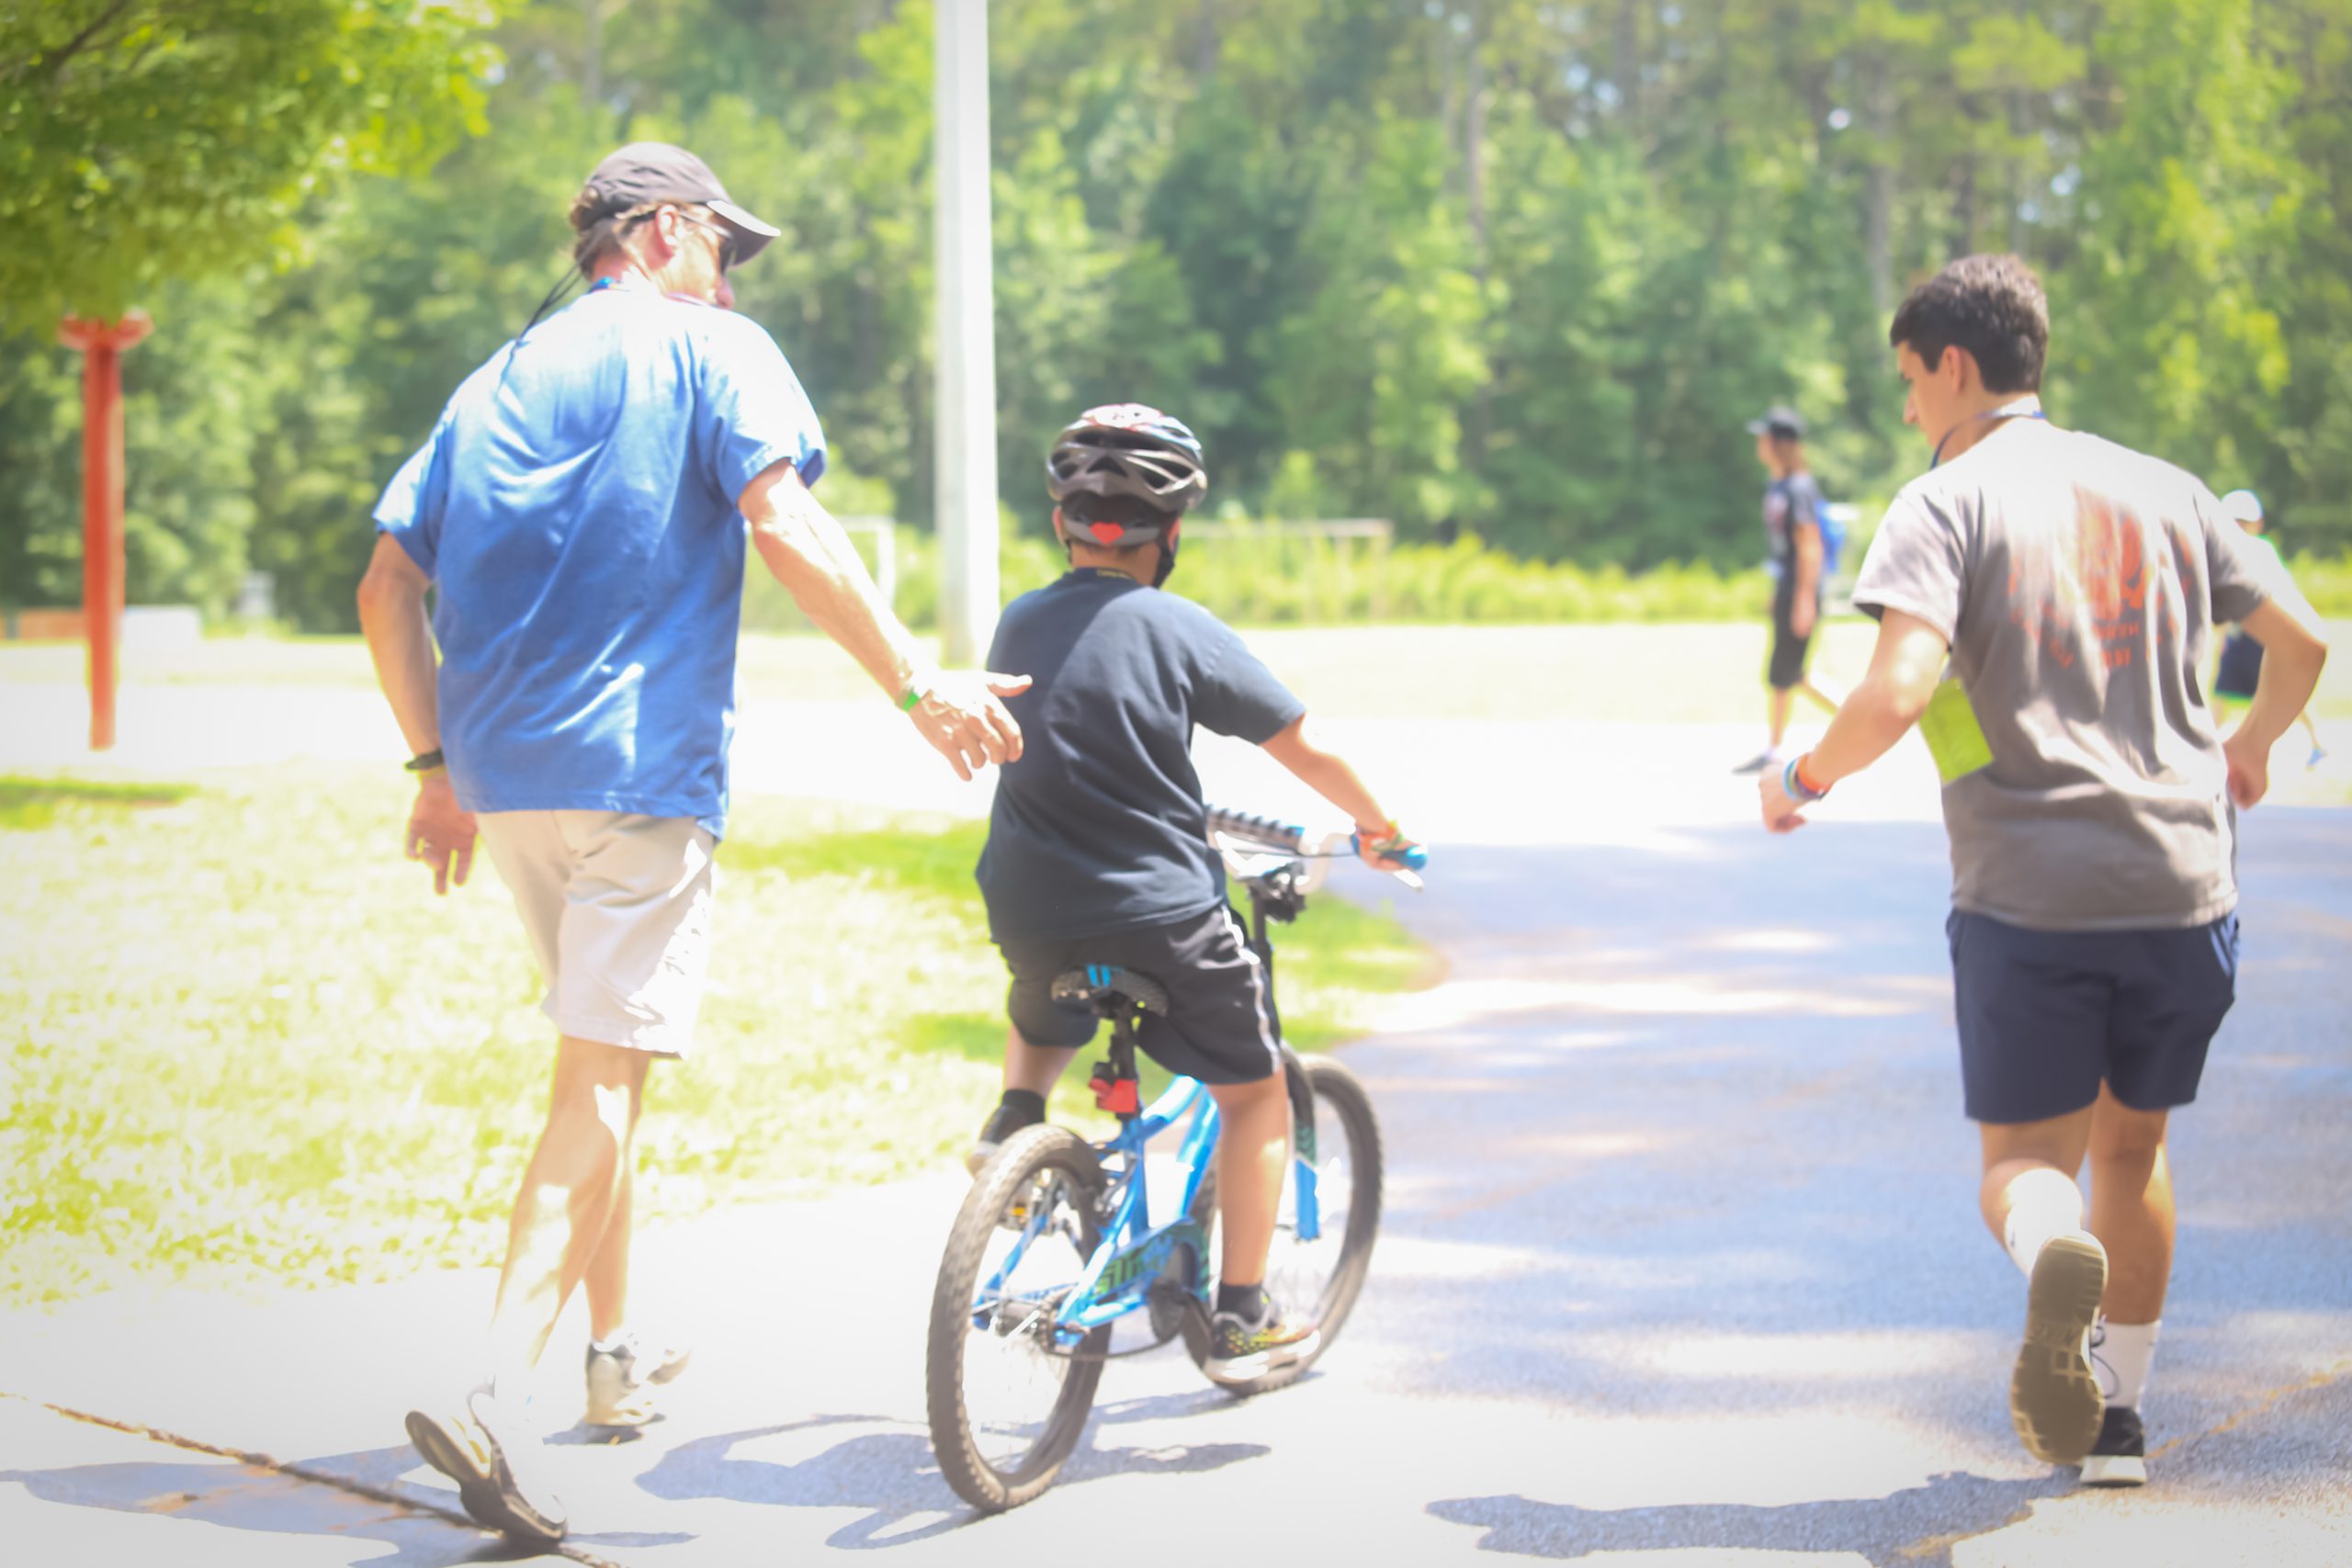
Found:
[405,1383,567,1542]
[584,1332,693,1427]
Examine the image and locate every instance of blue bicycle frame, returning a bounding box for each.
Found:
[974,1052,1325,1354]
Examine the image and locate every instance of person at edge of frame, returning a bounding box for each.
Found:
[1757,253,2326,1488]
[1733,404,1844,774]
[356,141,1027,1544]
[965,402,1423,1386]
[2210,489,2326,768]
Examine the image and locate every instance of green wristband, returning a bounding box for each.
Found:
[897,682,928,713]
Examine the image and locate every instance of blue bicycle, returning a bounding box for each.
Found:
[923,806,1405,1513]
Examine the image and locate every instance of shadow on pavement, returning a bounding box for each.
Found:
[636,1395,1268,1549]
[1428,1469,2075,1566]
[2,1447,541,1568]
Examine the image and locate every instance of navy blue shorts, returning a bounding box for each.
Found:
[1947,909,2239,1125]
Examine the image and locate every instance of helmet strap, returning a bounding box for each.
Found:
[1151,520,1182,588]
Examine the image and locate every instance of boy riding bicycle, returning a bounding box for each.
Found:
[967,403,1420,1385]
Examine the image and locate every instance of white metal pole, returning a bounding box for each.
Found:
[933,0,1000,666]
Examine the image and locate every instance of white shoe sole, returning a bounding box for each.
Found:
[2010,1234,2109,1465]
[2080,1450,2147,1487]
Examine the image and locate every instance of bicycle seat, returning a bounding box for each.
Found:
[1049,964,1170,1016]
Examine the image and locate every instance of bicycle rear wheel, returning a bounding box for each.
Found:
[925,1124,1108,1512]
[1189,1052,1384,1394]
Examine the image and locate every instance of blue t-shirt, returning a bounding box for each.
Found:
[977,570,1307,942]
[373,285,825,839]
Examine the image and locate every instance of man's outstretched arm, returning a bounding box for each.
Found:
[739,458,1029,781]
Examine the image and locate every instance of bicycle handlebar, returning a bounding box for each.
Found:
[1204,803,1427,889]
[1204,805,1308,853]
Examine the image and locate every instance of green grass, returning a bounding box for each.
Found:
[0,770,1432,1308]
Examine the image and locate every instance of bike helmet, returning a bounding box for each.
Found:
[1046,404,1205,587]
[1045,404,1207,525]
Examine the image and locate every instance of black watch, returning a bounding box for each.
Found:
[404,748,447,773]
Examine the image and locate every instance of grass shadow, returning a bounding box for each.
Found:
[0,776,197,830]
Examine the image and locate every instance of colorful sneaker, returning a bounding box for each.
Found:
[584,1332,693,1428]
[404,1384,567,1543]
[2010,1231,2109,1465]
[1202,1297,1321,1386]
[2080,1405,2147,1487]
[966,1099,1044,1176]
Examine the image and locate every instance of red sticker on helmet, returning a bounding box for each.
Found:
[1088,521,1125,543]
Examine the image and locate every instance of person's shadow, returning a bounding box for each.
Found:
[2,1441,697,1566]
[1429,1469,2074,1568]
[637,1388,1267,1549]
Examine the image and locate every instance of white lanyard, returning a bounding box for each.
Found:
[1931,398,2047,468]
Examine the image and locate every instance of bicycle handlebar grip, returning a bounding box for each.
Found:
[1352,831,1429,872]
[1204,805,1306,853]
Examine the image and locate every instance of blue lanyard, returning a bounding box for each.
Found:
[1931,399,2047,468]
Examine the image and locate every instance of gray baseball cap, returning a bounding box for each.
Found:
[1746,405,1807,441]
[575,142,780,265]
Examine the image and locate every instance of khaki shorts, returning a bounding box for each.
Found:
[478,811,717,1058]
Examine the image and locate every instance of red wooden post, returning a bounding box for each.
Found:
[58,311,153,751]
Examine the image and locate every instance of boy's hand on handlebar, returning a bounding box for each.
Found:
[1353,823,1426,874]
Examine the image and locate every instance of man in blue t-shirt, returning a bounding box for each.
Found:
[358,142,1026,1544]
[967,404,1421,1385]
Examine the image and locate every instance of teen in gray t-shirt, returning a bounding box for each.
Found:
[1757,254,2328,1488]
[1854,419,2281,931]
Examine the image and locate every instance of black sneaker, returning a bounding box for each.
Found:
[1202,1297,1321,1386]
[2010,1232,2109,1464]
[2080,1405,2147,1487]
[965,1099,1043,1176]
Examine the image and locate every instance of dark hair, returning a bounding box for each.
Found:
[1889,254,2049,393]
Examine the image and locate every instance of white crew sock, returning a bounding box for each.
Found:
[2000,1168,2086,1278]
[2093,1318,2160,1411]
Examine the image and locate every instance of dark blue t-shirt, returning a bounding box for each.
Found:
[977,570,1307,942]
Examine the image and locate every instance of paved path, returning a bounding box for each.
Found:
[5,681,2348,1564]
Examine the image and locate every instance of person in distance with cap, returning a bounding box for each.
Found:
[1735,405,1843,773]
[357,141,1028,1543]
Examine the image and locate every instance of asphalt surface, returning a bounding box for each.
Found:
[4,697,2347,1566]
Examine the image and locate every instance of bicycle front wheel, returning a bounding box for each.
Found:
[925,1123,1108,1512]
[1190,1052,1385,1394]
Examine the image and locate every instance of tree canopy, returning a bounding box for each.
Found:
[4,0,2349,630]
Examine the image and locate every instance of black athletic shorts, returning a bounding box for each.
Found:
[998,903,1283,1086]
[1947,908,2239,1125]
[1768,572,1820,691]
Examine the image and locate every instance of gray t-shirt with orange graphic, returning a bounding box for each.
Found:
[1853,420,2278,931]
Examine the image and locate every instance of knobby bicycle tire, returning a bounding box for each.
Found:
[1187,1053,1385,1395]
[925,1123,1109,1512]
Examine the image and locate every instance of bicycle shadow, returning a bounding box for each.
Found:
[0,1442,684,1566]
[1428,1469,2073,1567]
[637,1390,1266,1549]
